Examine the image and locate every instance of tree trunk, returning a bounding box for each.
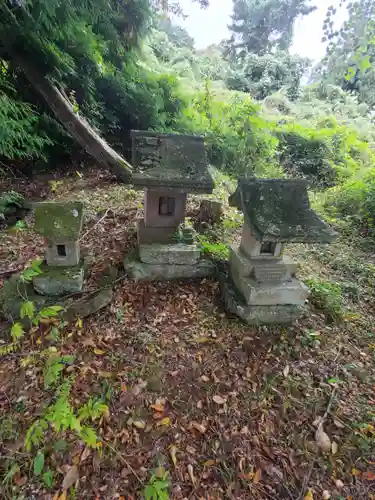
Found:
[13,53,133,183]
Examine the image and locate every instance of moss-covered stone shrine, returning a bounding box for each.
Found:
[33,202,85,295]
[222,178,337,324]
[124,131,215,280]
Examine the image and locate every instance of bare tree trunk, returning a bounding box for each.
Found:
[13,53,132,183]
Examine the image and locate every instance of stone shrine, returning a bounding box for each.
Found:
[32,201,85,295]
[223,178,336,324]
[124,131,215,280]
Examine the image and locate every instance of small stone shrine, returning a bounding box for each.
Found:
[124,131,215,280]
[223,178,336,324]
[32,202,85,295]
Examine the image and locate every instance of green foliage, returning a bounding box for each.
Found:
[0,72,53,161]
[33,451,45,476]
[318,0,375,107]
[144,468,170,500]
[227,0,316,56]
[305,278,344,321]
[322,167,375,235]
[20,301,35,320]
[226,51,310,100]
[25,378,108,452]
[10,322,25,342]
[181,84,280,177]
[43,354,75,389]
[0,191,24,216]
[199,237,229,262]
[20,260,43,283]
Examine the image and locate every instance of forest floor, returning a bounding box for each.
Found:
[0,168,375,500]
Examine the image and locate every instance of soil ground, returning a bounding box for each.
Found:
[0,168,375,500]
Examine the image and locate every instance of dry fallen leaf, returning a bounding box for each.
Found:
[169,445,178,467]
[334,479,344,488]
[331,441,338,455]
[99,371,113,378]
[315,425,331,453]
[187,464,196,485]
[80,447,91,463]
[93,348,105,355]
[203,459,216,467]
[213,395,227,405]
[62,465,78,491]
[156,417,171,427]
[200,375,210,382]
[322,491,331,500]
[351,468,361,477]
[191,421,207,434]
[253,468,262,484]
[58,492,67,500]
[150,402,165,413]
[303,489,313,500]
[363,471,375,481]
[133,420,146,429]
[333,419,345,429]
[283,365,290,377]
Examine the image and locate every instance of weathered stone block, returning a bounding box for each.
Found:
[45,240,80,267]
[144,188,187,228]
[231,264,309,306]
[139,243,200,265]
[221,279,305,325]
[34,201,84,241]
[230,246,298,282]
[240,223,284,260]
[33,264,84,296]
[199,199,223,224]
[124,256,215,281]
[137,219,177,245]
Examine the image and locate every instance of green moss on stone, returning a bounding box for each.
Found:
[34,202,83,241]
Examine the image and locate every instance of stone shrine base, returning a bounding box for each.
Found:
[33,263,84,296]
[124,243,215,281]
[221,278,306,325]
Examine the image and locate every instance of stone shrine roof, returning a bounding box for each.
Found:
[229,178,337,243]
[130,131,214,193]
[34,201,84,241]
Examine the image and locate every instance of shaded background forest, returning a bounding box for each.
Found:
[1,0,375,235]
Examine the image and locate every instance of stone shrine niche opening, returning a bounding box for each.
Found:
[57,244,67,257]
[260,242,276,256]
[159,196,175,216]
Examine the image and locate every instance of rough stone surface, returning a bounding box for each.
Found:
[144,188,187,228]
[139,243,200,265]
[131,131,214,193]
[124,255,215,281]
[231,270,309,306]
[221,278,305,325]
[33,265,84,296]
[137,219,177,244]
[229,178,337,243]
[230,246,298,282]
[0,274,48,322]
[64,288,113,322]
[199,199,223,225]
[45,240,80,267]
[34,201,84,241]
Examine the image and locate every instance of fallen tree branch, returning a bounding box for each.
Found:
[11,52,133,183]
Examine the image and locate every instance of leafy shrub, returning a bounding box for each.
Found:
[322,168,375,235]
[305,278,344,321]
[179,85,281,177]
[275,119,373,188]
[0,78,53,162]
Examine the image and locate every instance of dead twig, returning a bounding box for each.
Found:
[103,440,144,487]
[79,208,110,242]
[297,459,315,500]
